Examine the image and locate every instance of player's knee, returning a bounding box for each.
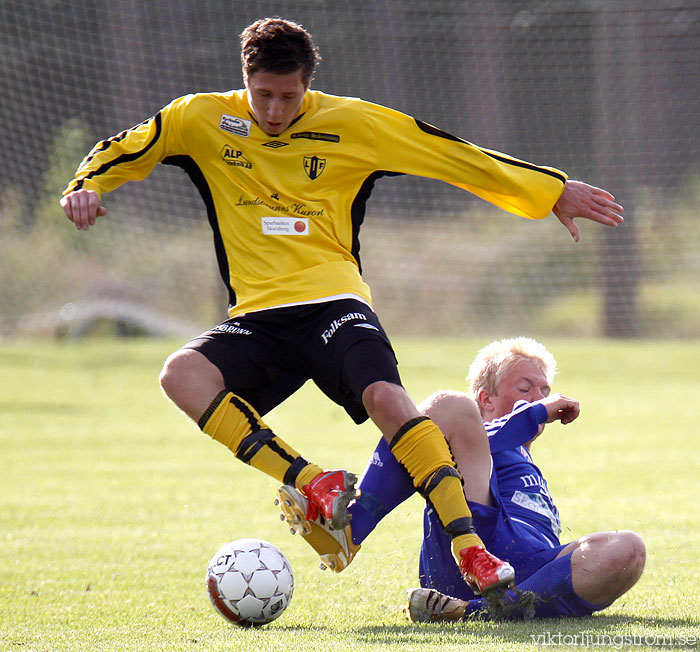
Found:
[362,380,404,414]
[362,380,420,429]
[418,390,474,415]
[457,394,482,423]
[159,349,214,400]
[593,530,646,589]
[159,349,227,421]
[418,391,482,445]
[159,351,185,398]
[615,530,646,582]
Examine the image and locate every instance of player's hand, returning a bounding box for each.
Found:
[553,180,624,242]
[60,189,107,231]
[540,393,580,425]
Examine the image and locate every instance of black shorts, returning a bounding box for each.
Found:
[183,299,401,424]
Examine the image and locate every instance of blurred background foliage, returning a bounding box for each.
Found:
[1,1,699,339]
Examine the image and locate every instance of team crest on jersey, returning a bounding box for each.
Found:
[220,145,252,169]
[303,156,326,180]
[219,114,251,137]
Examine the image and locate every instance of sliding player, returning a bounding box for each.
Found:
[60,17,623,596]
[281,338,645,620]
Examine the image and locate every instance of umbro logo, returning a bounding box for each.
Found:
[262,141,289,148]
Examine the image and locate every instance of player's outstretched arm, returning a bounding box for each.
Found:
[540,393,580,425]
[60,189,107,231]
[553,180,624,242]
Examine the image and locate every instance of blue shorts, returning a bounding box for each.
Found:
[419,456,565,599]
[419,511,597,617]
[419,505,566,601]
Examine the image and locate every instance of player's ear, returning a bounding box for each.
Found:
[476,389,493,415]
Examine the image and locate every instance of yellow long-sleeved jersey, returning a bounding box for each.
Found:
[64,89,567,317]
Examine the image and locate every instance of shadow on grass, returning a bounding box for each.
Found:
[341,613,700,646]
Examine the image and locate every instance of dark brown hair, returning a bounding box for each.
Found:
[240,18,321,87]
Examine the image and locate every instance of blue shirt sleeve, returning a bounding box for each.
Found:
[484,401,549,453]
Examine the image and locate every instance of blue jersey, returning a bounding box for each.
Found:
[419,400,567,599]
[485,400,561,543]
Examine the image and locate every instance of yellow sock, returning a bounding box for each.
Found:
[451,532,482,555]
[199,391,321,486]
[390,417,484,561]
[294,463,324,490]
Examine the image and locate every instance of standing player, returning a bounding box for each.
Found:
[60,18,623,596]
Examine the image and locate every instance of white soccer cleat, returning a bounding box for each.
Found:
[404,587,468,623]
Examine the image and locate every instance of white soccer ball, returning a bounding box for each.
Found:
[205,538,294,627]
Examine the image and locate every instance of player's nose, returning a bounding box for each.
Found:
[267,98,284,119]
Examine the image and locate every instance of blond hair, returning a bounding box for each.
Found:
[467,337,557,398]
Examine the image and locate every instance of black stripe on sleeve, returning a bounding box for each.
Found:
[414,119,567,184]
[82,117,152,167]
[76,113,163,188]
[414,119,467,144]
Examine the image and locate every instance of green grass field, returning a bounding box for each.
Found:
[1,337,699,651]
